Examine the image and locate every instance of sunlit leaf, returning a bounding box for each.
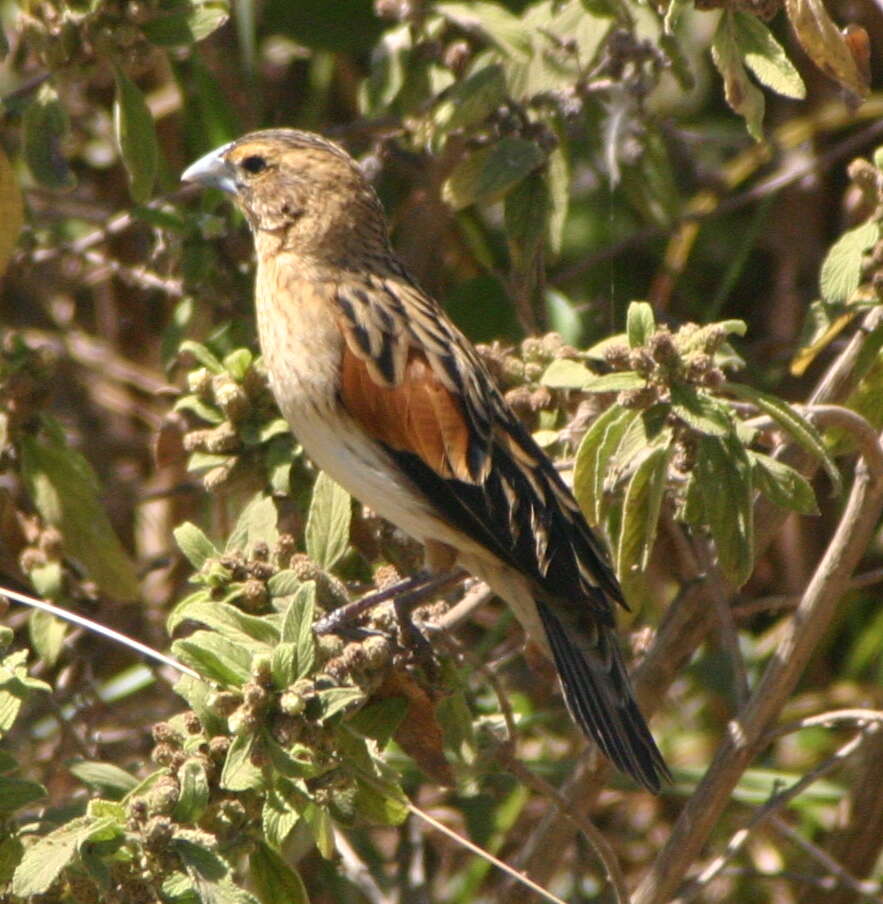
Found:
[732,12,805,99]
[819,221,879,305]
[305,473,351,570]
[711,12,765,140]
[250,842,309,904]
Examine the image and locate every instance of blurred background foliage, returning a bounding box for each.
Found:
[2,0,883,902]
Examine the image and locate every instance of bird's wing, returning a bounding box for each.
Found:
[333,270,623,617]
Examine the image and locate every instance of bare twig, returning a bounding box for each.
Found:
[0,585,201,680]
[769,814,883,903]
[674,723,877,902]
[633,443,883,904]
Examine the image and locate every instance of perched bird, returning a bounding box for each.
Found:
[182,130,669,791]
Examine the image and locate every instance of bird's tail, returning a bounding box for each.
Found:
[536,599,670,793]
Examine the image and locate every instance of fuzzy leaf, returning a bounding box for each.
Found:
[750,451,819,515]
[67,761,138,798]
[724,381,840,493]
[627,301,656,349]
[172,631,252,687]
[617,443,673,579]
[28,610,67,668]
[250,842,309,904]
[305,473,351,570]
[174,522,219,569]
[670,384,733,436]
[732,12,805,99]
[174,758,210,823]
[220,733,265,791]
[696,433,754,587]
[819,221,879,305]
[711,12,765,140]
[582,372,648,393]
[540,358,595,389]
[573,406,638,524]
[225,493,279,555]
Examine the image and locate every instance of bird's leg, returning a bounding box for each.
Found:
[312,569,466,636]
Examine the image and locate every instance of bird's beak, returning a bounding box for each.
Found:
[181,141,237,193]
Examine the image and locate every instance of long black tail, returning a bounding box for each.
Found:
[536,600,670,793]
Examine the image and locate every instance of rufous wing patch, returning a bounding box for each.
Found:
[340,343,475,483]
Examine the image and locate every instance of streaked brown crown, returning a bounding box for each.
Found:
[222,129,390,261]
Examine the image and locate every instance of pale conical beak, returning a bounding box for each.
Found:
[181,141,237,193]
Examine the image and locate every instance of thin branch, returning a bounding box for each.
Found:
[497,750,630,904]
[769,814,883,903]
[0,585,201,680]
[406,799,570,904]
[633,442,883,904]
[674,723,877,902]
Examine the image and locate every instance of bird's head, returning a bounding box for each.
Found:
[182,129,389,261]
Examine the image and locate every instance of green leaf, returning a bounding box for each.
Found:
[670,384,734,436]
[225,493,279,555]
[249,842,309,904]
[12,816,116,896]
[724,381,841,493]
[172,631,252,687]
[359,23,412,115]
[544,287,582,345]
[617,444,673,579]
[711,12,765,140]
[303,803,335,859]
[179,340,225,373]
[436,2,531,57]
[573,407,638,523]
[22,83,76,190]
[0,776,47,814]
[504,169,549,273]
[627,301,656,349]
[819,221,879,305]
[443,138,546,211]
[732,12,805,99]
[20,429,140,600]
[280,582,316,674]
[262,788,301,851]
[68,761,138,798]
[174,758,210,823]
[582,372,648,393]
[0,834,24,886]
[545,143,569,256]
[167,600,279,647]
[267,570,300,598]
[696,433,754,587]
[28,609,67,668]
[174,522,219,570]
[750,451,819,515]
[141,2,230,45]
[346,697,408,746]
[317,686,365,723]
[433,63,507,137]
[305,474,351,570]
[540,358,595,389]
[354,777,409,826]
[220,733,265,791]
[113,65,159,203]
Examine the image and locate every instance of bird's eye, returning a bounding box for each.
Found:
[240,155,267,174]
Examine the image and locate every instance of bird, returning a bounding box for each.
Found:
[182,129,670,792]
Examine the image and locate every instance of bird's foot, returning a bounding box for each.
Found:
[312,569,466,637]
